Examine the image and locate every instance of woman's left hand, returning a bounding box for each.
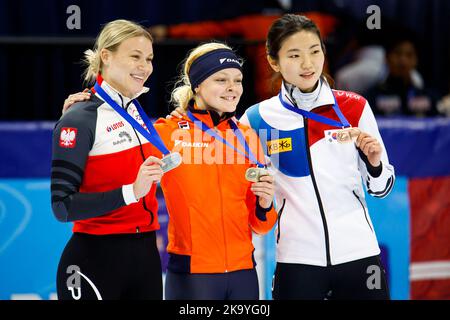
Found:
[251,174,275,209]
[62,89,91,115]
[355,131,382,167]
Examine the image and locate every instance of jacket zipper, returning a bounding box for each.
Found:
[124,99,154,228]
[304,118,332,266]
[214,127,229,272]
[353,190,373,232]
[276,199,286,244]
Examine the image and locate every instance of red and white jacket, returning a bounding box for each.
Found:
[240,80,395,266]
[51,76,159,234]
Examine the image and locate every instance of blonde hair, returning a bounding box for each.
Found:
[83,19,153,84]
[171,42,233,110]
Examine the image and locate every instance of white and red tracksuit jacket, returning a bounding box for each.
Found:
[240,80,395,266]
[51,76,159,234]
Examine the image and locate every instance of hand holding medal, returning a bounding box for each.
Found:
[336,127,361,143]
[355,130,383,167]
[249,170,275,209]
[133,156,164,199]
[245,167,269,182]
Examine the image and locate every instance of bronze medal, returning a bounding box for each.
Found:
[336,127,361,144]
[245,167,269,182]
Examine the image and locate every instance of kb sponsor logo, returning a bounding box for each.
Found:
[267,138,292,155]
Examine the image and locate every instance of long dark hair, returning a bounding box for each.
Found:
[266,14,334,88]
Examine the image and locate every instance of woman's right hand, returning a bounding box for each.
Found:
[166,106,186,119]
[133,156,164,200]
[62,89,91,115]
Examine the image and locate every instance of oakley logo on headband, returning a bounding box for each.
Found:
[219,58,243,66]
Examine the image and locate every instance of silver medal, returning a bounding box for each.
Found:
[160,152,182,173]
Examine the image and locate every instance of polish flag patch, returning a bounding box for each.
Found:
[59,127,78,148]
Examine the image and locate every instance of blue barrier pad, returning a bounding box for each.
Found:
[377,117,450,177]
[0,179,71,299]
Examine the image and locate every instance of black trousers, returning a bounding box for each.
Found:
[56,231,162,300]
[165,268,259,300]
[273,255,390,300]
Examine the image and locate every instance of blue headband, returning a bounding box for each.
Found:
[188,48,243,90]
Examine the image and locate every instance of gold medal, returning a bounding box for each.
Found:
[336,127,361,144]
[245,167,269,182]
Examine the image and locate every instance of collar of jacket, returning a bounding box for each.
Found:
[93,74,149,108]
[281,79,335,111]
[186,102,236,128]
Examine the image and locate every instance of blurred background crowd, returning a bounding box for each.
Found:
[1,0,449,120]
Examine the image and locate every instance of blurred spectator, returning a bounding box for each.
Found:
[335,21,424,98]
[437,81,450,116]
[335,45,386,96]
[149,0,338,101]
[366,30,438,117]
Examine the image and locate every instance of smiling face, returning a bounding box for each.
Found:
[268,30,325,93]
[101,36,153,98]
[195,68,243,115]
